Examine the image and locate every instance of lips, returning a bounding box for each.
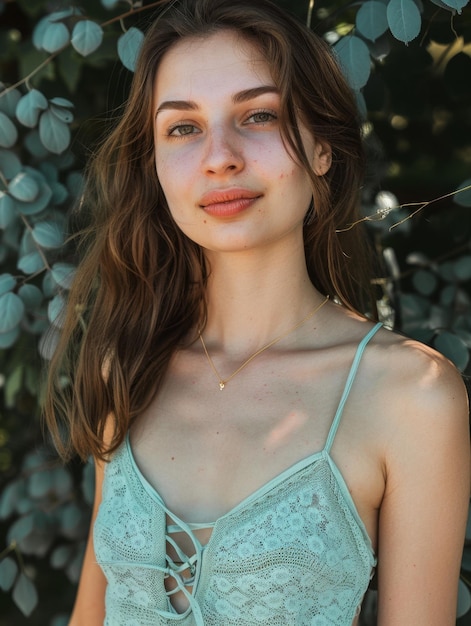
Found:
[199,188,262,216]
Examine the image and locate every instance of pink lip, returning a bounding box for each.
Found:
[199,188,262,217]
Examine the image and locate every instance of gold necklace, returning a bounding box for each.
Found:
[199,295,329,390]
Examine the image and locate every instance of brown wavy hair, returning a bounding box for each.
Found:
[44,0,375,461]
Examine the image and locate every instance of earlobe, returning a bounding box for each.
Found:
[313,142,332,176]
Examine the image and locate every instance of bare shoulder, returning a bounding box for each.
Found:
[363,324,469,467]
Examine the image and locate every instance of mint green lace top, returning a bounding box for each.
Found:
[94,323,381,626]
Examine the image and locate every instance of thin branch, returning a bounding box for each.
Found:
[336,184,471,233]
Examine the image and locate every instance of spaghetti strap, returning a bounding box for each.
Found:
[324,323,382,454]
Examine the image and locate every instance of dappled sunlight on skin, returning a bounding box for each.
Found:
[263,410,309,453]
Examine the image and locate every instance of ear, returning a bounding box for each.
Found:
[313,141,332,176]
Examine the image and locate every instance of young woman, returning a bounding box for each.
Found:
[45,1,470,624]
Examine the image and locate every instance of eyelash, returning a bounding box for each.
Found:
[165,108,278,138]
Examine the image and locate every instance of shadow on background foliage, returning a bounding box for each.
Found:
[0,0,471,624]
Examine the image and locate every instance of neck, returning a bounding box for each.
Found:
[200,246,325,355]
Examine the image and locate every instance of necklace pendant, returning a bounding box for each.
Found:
[219,382,225,391]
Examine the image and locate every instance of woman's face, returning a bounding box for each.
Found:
[153,30,331,255]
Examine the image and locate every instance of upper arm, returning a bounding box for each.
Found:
[376,348,470,626]
[68,457,107,626]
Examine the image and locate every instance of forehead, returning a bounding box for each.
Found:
[154,30,274,104]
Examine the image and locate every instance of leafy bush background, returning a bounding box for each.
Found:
[0,0,470,624]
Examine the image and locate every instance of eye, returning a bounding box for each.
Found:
[245,110,277,125]
[167,123,200,137]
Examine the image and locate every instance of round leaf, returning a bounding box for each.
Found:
[51,262,76,289]
[17,250,45,275]
[71,20,104,56]
[457,579,471,618]
[0,291,25,333]
[454,179,471,208]
[118,27,144,72]
[32,220,64,249]
[334,35,371,90]
[8,172,40,202]
[16,89,48,128]
[0,112,18,148]
[387,0,422,44]
[101,0,120,7]
[454,255,471,281]
[16,180,52,216]
[0,326,20,349]
[434,331,469,371]
[441,0,468,10]
[0,191,16,228]
[18,284,43,311]
[12,573,38,617]
[39,110,71,154]
[49,97,74,109]
[412,269,437,296]
[0,87,21,117]
[49,104,74,124]
[50,545,73,569]
[0,273,16,296]
[356,1,389,42]
[0,557,18,592]
[48,293,66,326]
[0,148,22,178]
[42,21,70,53]
[39,326,60,360]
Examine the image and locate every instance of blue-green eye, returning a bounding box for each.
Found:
[168,124,198,136]
[246,110,277,124]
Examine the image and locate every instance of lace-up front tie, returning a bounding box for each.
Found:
[94,323,382,626]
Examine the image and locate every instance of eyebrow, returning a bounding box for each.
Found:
[155,85,279,117]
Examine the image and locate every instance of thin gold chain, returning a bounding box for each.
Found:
[199,295,329,390]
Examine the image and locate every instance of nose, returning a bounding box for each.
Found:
[201,126,244,176]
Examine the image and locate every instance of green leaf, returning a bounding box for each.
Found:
[5,364,23,408]
[24,130,49,158]
[8,172,40,202]
[387,0,422,43]
[71,20,104,56]
[101,0,120,7]
[0,326,20,349]
[51,262,76,289]
[42,21,70,54]
[16,180,52,215]
[50,545,73,569]
[440,0,468,11]
[454,256,471,281]
[0,291,25,332]
[17,250,45,274]
[117,27,144,72]
[32,220,64,249]
[434,331,469,371]
[0,148,22,178]
[0,87,21,117]
[356,1,389,42]
[7,513,34,543]
[334,35,371,90]
[18,284,43,311]
[39,326,60,360]
[0,192,16,228]
[49,97,74,109]
[16,89,48,128]
[39,110,71,154]
[412,269,437,296]
[440,285,456,307]
[28,470,53,498]
[0,272,16,296]
[0,112,18,148]
[0,557,18,592]
[457,579,471,618]
[48,293,66,326]
[57,45,83,93]
[49,104,74,124]
[454,179,471,207]
[12,572,38,617]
